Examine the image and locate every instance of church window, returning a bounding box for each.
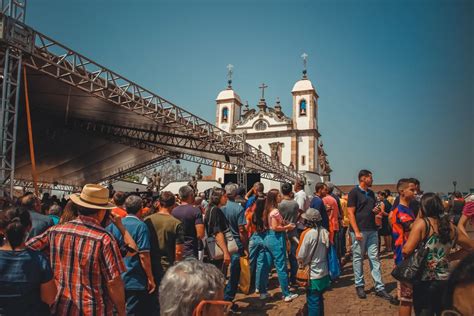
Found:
[299,99,307,116]
[255,120,267,131]
[301,155,306,166]
[221,107,229,123]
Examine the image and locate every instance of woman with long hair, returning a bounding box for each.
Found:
[263,189,298,302]
[248,195,272,299]
[0,207,57,315]
[205,188,231,269]
[403,193,474,316]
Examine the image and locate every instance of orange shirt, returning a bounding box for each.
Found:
[112,207,127,218]
[322,195,340,244]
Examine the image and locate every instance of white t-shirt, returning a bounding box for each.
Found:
[294,190,309,212]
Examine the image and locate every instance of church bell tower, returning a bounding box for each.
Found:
[215,64,242,133]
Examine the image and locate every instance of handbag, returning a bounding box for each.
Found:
[205,207,239,260]
[296,227,320,287]
[391,218,431,283]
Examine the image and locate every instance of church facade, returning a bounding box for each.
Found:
[212,67,332,191]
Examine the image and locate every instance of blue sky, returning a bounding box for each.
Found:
[27,0,473,193]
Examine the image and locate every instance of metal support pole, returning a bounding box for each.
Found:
[237,132,247,190]
[0,0,27,197]
[0,48,22,197]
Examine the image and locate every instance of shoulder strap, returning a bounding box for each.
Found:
[421,218,431,243]
[206,207,215,236]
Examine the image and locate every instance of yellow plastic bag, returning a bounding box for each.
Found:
[239,256,251,294]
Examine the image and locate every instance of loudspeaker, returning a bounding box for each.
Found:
[223,173,261,192]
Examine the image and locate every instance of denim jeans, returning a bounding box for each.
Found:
[224,240,243,301]
[248,232,271,293]
[264,230,290,297]
[307,288,324,316]
[288,235,298,284]
[350,230,385,291]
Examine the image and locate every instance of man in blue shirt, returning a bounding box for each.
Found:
[222,183,248,308]
[310,183,330,230]
[107,195,155,316]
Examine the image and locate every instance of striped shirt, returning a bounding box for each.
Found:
[26,215,126,316]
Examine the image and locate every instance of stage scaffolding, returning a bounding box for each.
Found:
[0,8,301,196]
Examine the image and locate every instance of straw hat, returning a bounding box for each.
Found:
[69,184,115,210]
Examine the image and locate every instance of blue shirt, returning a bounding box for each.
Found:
[107,215,151,290]
[309,196,330,230]
[0,249,53,316]
[245,195,256,210]
[222,200,246,243]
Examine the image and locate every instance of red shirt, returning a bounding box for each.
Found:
[323,195,340,243]
[27,215,126,316]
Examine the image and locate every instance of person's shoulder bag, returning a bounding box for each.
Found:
[391,217,431,283]
[205,207,239,260]
[296,226,320,287]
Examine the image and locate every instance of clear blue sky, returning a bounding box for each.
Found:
[27,0,473,193]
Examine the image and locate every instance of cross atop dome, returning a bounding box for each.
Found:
[257,83,268,111]
[226,64,234,88]
[301,52,308,79]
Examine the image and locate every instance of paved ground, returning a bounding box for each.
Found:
[233,251,399,315]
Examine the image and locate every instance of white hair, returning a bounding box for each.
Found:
[159,259,225,316]
[224,182,239,199]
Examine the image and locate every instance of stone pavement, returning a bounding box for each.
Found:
[233,252,399,315]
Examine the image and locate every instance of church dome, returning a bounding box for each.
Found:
[216,89,242,104]
[291,79,315,93]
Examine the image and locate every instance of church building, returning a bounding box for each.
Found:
[212,56,332,191]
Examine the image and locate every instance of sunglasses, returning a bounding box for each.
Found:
[192,300,233,316]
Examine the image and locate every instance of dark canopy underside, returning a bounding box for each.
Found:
[15,68,166,186]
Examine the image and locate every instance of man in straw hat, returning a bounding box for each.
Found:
[27,184,127,316]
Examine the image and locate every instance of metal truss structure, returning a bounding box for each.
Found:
[101,155,172,184]
[0,0,27,196]
[61,118,293,182]
[0,11,301,195]
[12,179,78,193]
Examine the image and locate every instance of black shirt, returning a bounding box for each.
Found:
[205,206,229,236]
[171,205,203,258]
[347,186,377,231]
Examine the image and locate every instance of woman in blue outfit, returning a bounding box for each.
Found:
[248,196,272,299]
[263,189,298,302]
[0,207,57,316]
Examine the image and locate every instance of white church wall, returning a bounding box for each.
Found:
[237,116,290,132]
[298,136,310,171]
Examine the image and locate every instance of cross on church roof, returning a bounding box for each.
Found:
[301,52,308,78]
[259,83,268,100]
[226,64,234,88]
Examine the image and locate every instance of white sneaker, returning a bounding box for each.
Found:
[255,289,260,294]
[284,293,298,302]
[259,293,270,300]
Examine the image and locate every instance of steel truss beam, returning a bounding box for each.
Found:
[0,46,23,197]
[12,179,77,193]
[62,120,294,182]
[100,155,172,184]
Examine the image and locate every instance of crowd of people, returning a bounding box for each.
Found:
[0,169,473,316]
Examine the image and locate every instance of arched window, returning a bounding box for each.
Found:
[255,120,267,131]
[221,107,229,123]
[299,99,307,116]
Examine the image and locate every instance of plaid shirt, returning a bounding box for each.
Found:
[27,215,126,316]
